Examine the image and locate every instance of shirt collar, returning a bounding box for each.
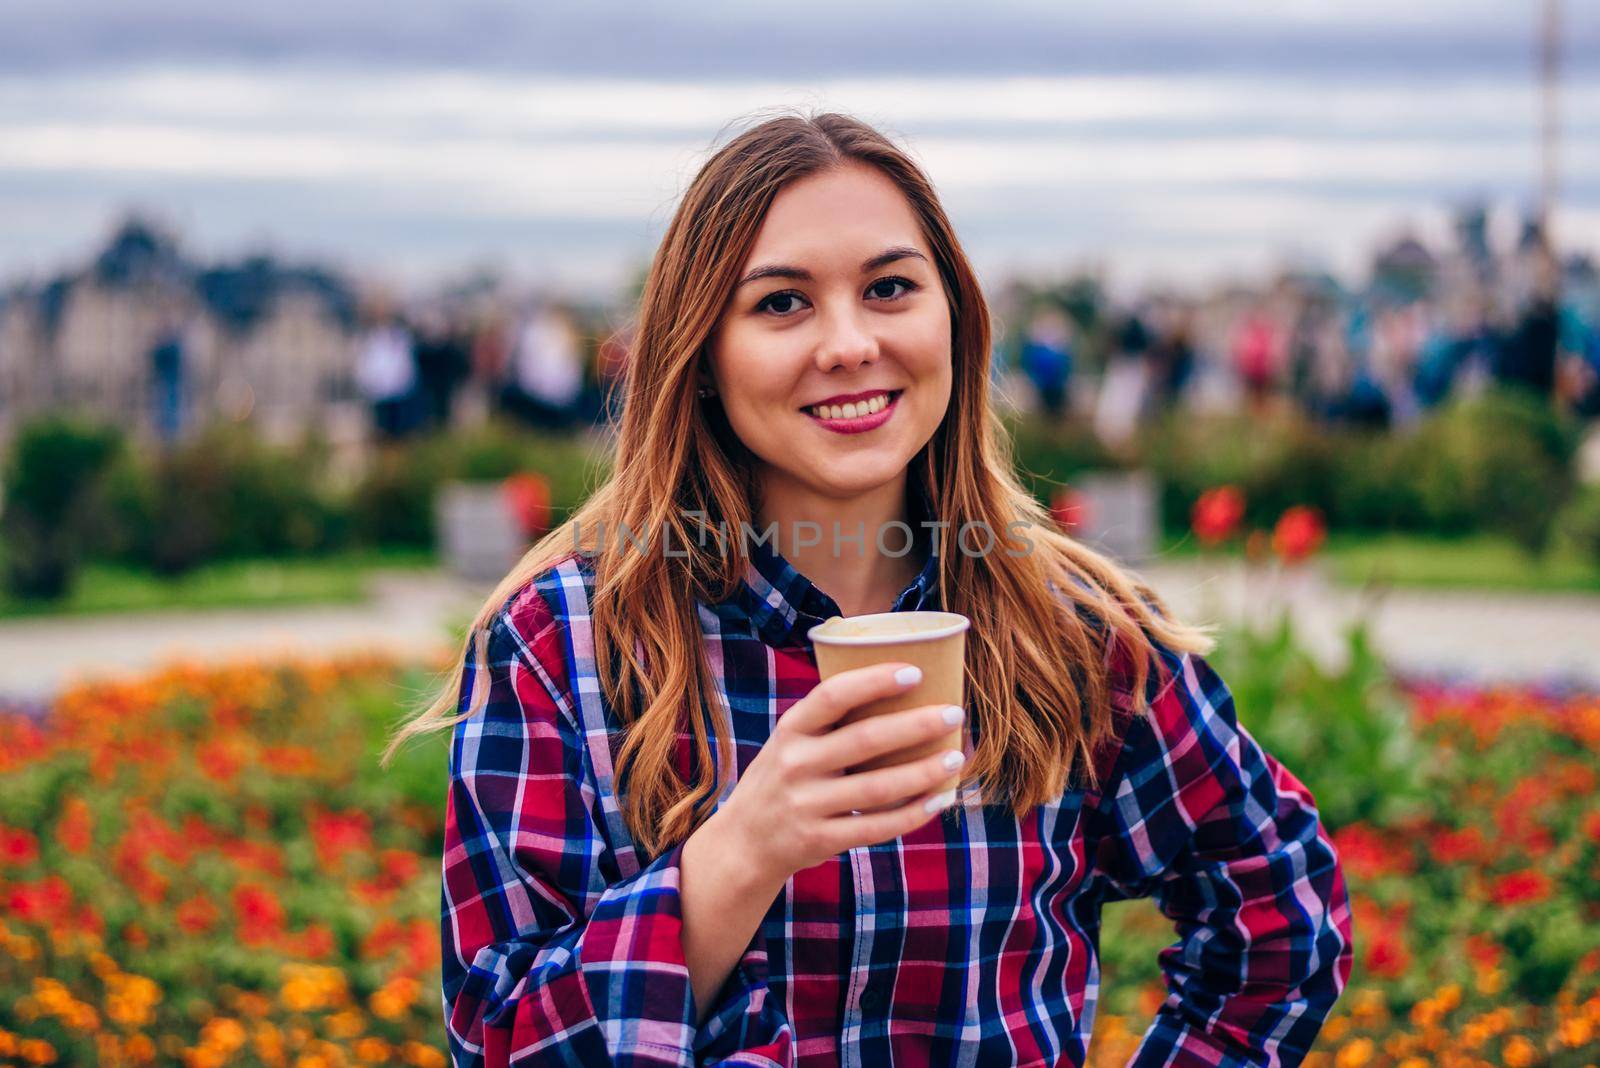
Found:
[737,530,942,648]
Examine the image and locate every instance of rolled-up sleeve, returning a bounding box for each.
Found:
[1088,650,1355,1066]
[441,603,793,1067]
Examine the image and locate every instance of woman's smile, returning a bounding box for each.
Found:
[802,389,903,434]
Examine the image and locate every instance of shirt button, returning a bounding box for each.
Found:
[859,982,888,1012]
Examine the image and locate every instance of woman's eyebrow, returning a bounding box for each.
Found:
[735,246,929,289]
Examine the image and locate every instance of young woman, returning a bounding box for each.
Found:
[385,111,1354,1067]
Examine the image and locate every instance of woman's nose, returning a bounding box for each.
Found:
[814,305,879,372]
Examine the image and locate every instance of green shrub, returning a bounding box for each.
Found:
[1,417,124,598]
[103,424,352,576]
[1205,612,1430,832]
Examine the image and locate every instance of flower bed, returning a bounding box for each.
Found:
[0,655,452,1066]
[1,655,1597,1065]
[1090,678,1600,1066]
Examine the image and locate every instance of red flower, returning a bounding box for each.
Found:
[1465,933,1502,970]
[1191,486,1245,547]
[1331,824,1405,881]
[283,922,336,960]
[1584,811,1600,846]
[1365,924,1411,979]
[196,739,242,783]
[0,825,39,867]
[1431,825,1487,866]
[378,848,421,887]
[1489,870,1552,907]
[175,894,220,935]
[1271,506,1325,564]
[233,884,286,945]
[6,875,73,925]
[1050,487,1091,534]
[308,807,372,869]
[503,472,553,540]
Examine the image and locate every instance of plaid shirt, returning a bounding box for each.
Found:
[441,538,1354,1067]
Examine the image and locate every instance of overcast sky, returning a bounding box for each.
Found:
[3,1,1598,298]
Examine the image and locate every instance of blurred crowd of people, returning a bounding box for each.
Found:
[1004,217,1600,444]
[343,212,1600,449]
[352,295,630,441]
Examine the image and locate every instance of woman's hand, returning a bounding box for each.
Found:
[716,662,966,882]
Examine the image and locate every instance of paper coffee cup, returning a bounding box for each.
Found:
[807,611,970,804]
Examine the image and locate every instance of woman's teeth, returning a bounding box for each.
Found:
[807,392,892,421]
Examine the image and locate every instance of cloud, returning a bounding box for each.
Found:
[3,1,1596,79]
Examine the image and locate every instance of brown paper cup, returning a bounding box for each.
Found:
[807,611,970,808]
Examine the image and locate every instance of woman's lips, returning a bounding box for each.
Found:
[803,391,901,435]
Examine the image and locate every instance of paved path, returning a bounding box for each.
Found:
[0,563,1596,702]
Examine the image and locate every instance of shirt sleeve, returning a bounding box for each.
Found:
[1087,649,1355,1066]
[441,603,795,1068]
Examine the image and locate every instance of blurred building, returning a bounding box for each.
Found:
[0,217,360,447]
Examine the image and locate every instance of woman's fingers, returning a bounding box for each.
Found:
[779,662,924,737]
[802,745,965,817]
[808,702,964,774]
[819,783,960,853]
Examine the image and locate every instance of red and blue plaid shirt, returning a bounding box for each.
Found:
[441,537,1354,1066]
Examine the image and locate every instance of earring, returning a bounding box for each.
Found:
[697,386,717,398]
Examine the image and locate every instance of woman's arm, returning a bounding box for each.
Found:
[442,603,793,1067]
[680,808,789,1026]
[1089,650,1355,1066]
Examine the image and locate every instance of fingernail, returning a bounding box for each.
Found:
[941,750,966,771]
[941,705,964,726]
[894,666,922,686]
[923,789,957,814]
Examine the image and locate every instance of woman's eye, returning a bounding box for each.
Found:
[868,277,915,301]
[759,292,803,316]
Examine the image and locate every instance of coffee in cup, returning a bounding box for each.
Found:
[807,610,970,807]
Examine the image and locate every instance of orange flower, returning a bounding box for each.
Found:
[1488,870,1552,907]
[56,798,93,855]
[1191,486,1245,546]
[1271,505,1325,563]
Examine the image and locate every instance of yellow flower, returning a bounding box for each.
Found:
[1322,1016,1351,1041]
[1475,966,1504,996]
[0,1030,17,1056]
[324,1009,365,1040]
[1334,1038,1373,1068]
[1501,1035,1538,1067]
[1435,984,1462,1012]
[1396,1060,1430,1068]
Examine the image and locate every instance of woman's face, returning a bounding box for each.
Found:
[705,161,953,505]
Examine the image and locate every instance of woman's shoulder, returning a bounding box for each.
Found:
[481,550,599,682]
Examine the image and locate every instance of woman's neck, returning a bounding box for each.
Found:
[755,471,923,618]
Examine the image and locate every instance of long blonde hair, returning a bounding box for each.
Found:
[381,109,1216,856]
